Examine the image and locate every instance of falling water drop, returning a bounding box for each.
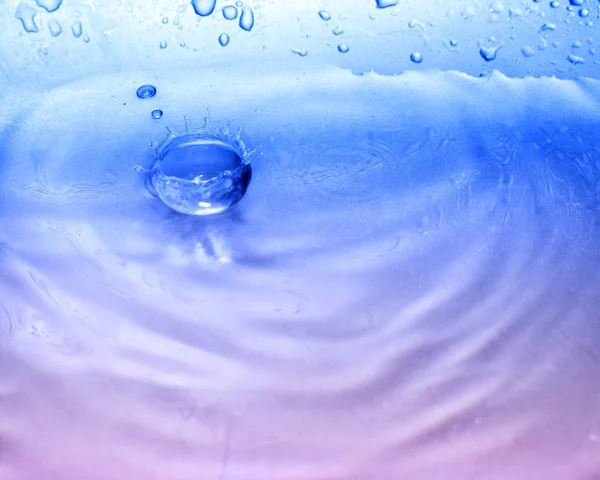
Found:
[222,5,238,20]
[239,5,254,31]
[219,33,230,46]
[410,52,423,63]
[337,44,349,53]
[15,3,39,33]
[151,109,164,119]
[318,10,331,21]
[48,19,62,37]
[376,0,399,8]
[137,85,157,99]
[72,21,82,38]
[35,0,63,13]
[191,0,217,17]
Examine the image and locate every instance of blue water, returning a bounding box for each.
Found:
[2,1,600,479]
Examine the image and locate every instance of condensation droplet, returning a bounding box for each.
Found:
[15,3,39,34]
[36,0,63,13]
[162,17,169,24]
[151,109,164,119]
[291,48,308,57]
[48,18,62,37]
[72,21,82,38]
[191,0,217,17]
[239,5,254,31]
[222,5,238,20]
[318,10,331,21]
[160,40,167,49]
[410,52,423,63]
[137,85,157,99]
[376,0,398,8]
[338,44,349,53]
[219,33,230,46]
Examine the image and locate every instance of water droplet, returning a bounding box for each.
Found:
[222,5,238,20]
[160,40,167,49]
[318,10,331,21]
[449,39,458,46]
[151,109,164,119]
[72,21,82,38]
[191,0,217,17]
[410,52,423,63]
[236,0,243,6]
[568,54,585,64]
[489,1,504,14]
[150,124,252,216]
[137,85,157,99]
[219,33,230,46]
[48,18,62,37]
[375,0,398,8]
[333,25,344,35]
[550,1,560,8]
[569,0,583,5]
[239,5,254,31]
[83,34,90,43]
[162,17,169,24]
[521,46,535,57]
[15,3,39,33]
[572,41,582,48]
[35,0,62,13]
[180,41,186,48]
[337,44,349,53]
[539,23,556,32]
[291,48,308,57]
[579,8,589,18]
[479,44,502,61]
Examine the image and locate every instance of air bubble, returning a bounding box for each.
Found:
[137,85,157,99]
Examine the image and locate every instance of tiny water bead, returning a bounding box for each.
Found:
[410,52,423,63]
[160,41,167,49]
[162,17,168,24]
[72,21,82,38]
[191,0,217,17]
[219,33,230,46]
[137,84,157,99]
[239,5,254,31]
[222,5,238,20]
[151,109,164,119]
[149,122,252,216]
[318,10,331,21]
[338,44,349,53]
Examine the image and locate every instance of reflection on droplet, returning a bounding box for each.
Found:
[410,52,423,63]
[48,19,62,37]
[318,10,331,21]
[137,85,157,99]
[191,0,217,17]
[222,5,238,20]
[72,21,82,38]
[239,5,254,31]
[376,0,399,8]
[35,0,63,13]
[151,109,164,119]
[15,3,39,33]
[291,48,308,57]
[150,122,252,216]
[219,33,230,46]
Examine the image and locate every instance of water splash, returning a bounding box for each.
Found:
[15,3,39,34]
[136,85,157,99]
[35,0,63,13]
[149,119,252,216]
[222,5,238,20]
[239,5,254,31]
[191,0,217,17]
